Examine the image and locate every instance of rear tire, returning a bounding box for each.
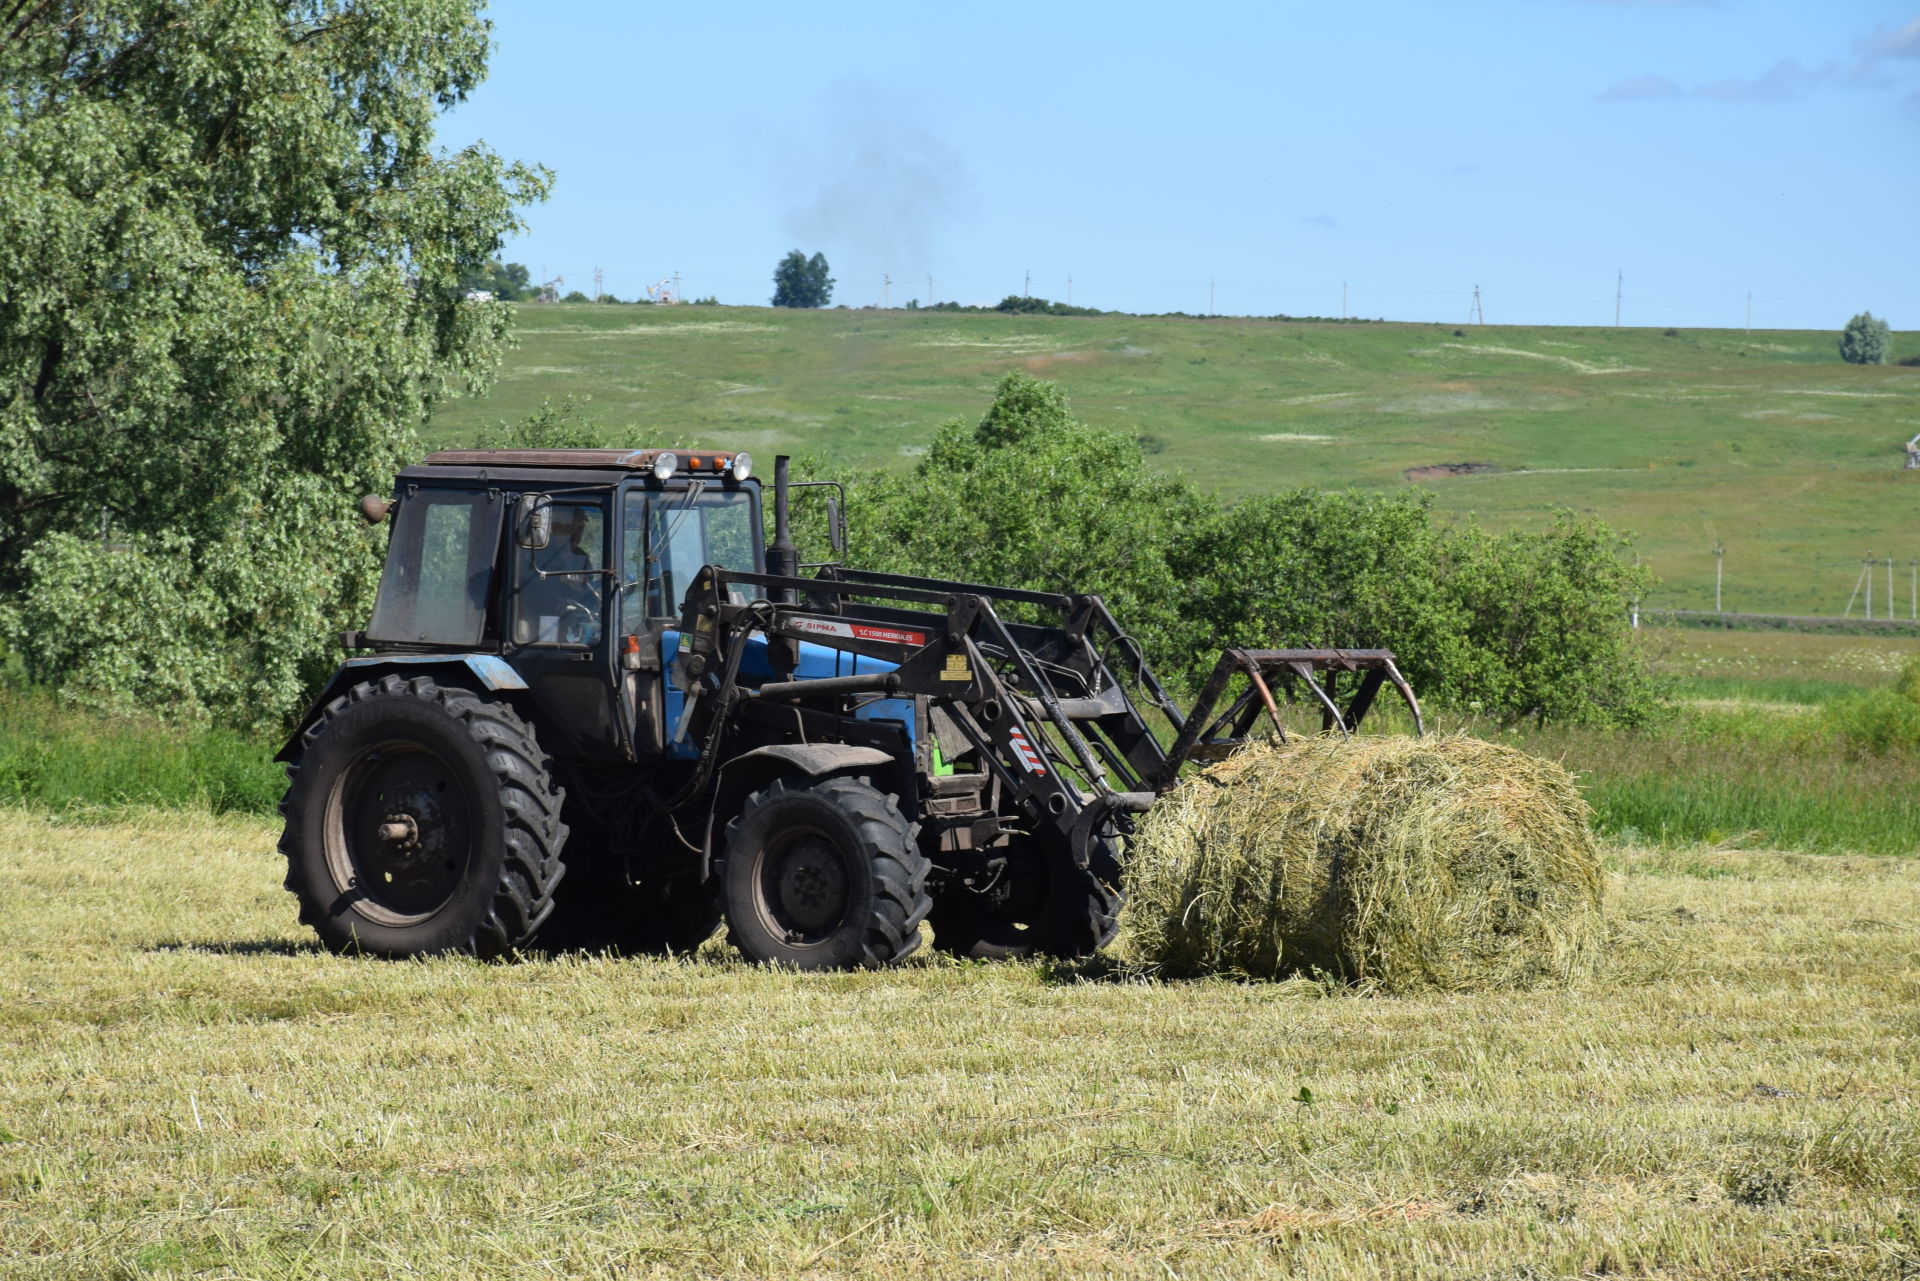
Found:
[721,775,929,970]
[929,835,1124,961]
[279,674,567,958]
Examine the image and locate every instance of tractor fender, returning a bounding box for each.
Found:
[699,744,902,878]
[727,744,896,778]
[276,655,531,762]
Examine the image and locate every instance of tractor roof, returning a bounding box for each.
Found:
[421,448,744,474]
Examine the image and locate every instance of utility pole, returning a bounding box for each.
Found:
[1067,274,1073,306]
[882,273,890,308]
[1887,556,1896,622]
[1713,541,1724,613]
[1846,552,1871,618]
[1614,269,1623,327]
[927,274,934,306]
[1745,292,1752,334]
[1209,279,1215,315]
[1342,279,1348,320]
[592,265,604,301]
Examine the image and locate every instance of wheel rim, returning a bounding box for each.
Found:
[754,827,853,946]
[322,740,477,927]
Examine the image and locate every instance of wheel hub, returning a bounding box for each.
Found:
[328,745,473,922]
[773,837,850,934]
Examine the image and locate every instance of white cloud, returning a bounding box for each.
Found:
[1697,58,1832,103]
[1857,16,1920,60]
[1599,16,1920,104]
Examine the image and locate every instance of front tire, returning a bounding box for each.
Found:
[279,674,567,958]
[721,775,930,970]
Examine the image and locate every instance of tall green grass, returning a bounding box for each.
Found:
[1517,704,1920,855]
[0,688,281,816]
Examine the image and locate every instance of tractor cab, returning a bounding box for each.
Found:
[353,447,762,760]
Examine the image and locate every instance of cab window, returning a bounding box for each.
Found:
[511,501,605,645]
[366,488,503,645]
[622,487,762,623]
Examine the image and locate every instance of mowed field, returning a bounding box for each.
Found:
[427,305,1920,616]
[0,811,1913,1280]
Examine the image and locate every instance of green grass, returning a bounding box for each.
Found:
[429,304,1920,616]
[1,810,1915,1279]
[0,688,281,816]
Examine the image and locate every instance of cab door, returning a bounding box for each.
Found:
[505,494,622,759]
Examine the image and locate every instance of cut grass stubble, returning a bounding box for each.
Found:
[0,810,1915,1279]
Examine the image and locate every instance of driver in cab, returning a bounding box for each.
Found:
[518,503,603,646]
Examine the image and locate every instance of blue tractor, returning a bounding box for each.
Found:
[278,449,1422,968]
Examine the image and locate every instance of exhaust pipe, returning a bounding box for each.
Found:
[768,454,797,604]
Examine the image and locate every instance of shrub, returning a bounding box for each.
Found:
[851,374,1662,728]
[1827,656,1920,755]
[1840,311,1891,365]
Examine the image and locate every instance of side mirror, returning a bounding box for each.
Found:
[515,493,552,550]
[826,497,846,554]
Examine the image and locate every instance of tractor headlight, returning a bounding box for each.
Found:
[653,451,678,481]
[729,451,753,482]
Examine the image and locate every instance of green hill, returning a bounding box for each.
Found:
[427,305,1920,615]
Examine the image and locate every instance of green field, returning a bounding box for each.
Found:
[428,305,1920,616]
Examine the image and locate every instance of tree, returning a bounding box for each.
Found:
[1840,311,1891,365]
[852,373,1216,664]
[457,259,532,300]
[0,1,550,727]
[772,250,834,308]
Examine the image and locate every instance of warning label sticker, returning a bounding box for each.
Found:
[940,653,972,682]
[1006,727,1048,775]
[788,618,927,647]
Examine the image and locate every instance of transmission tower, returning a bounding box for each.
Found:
[1614,269,1623,327]
[592,266,604,301]
[1467,285,1485,325]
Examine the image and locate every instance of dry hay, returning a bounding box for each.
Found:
[1118,734,1604,991]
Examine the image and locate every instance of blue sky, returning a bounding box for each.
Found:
[441,1,1919,328]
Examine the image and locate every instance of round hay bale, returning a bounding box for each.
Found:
[1117,734,1604,990]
